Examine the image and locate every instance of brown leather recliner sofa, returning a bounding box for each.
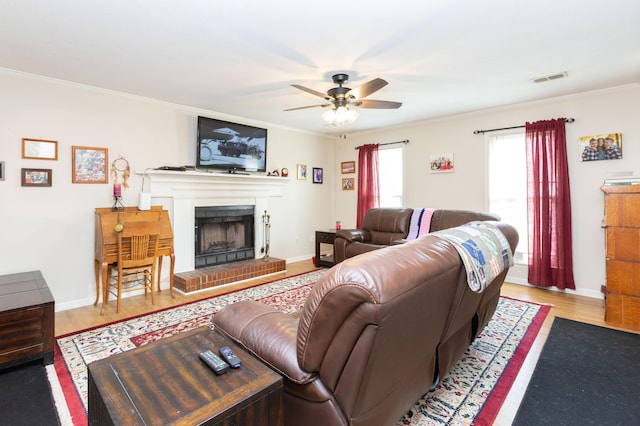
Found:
[213,220,518,426]
[333,207,500,264]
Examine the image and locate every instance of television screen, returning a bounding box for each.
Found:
[196,116,267,172]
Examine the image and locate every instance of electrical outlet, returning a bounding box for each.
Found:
[310,234,315,242]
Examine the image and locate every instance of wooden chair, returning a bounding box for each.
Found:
[107,220,160,313]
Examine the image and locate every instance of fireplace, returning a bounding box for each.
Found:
[141,170,286,275]
[194,205,255,268]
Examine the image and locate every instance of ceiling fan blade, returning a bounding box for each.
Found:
[291,84,330,99]
[354,99,403,109]
[284,103,331,111]
[347,78,388,99]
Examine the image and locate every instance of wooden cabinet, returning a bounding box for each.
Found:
[602,185,640,331]
[0,271,54,369]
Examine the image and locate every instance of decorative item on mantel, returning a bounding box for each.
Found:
[138,168,152,211]
[110,156,130,212]
[261,210,271,260]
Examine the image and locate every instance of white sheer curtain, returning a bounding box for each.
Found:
[488,133,528,263]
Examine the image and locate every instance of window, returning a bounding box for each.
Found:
[378,146,403,207]
[488,133,528,264]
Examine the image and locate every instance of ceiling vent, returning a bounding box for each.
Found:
[532,72,568,83]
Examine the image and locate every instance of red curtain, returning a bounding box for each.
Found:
[525,118,575,289]
[356,144,380,228]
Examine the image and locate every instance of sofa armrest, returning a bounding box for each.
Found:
[335,229,369,242]
[213,300,316,384]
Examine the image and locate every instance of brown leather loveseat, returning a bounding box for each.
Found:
[213,220,518,426]
[334,207,500,263]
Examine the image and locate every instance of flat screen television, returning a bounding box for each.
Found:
[196,116,267,173]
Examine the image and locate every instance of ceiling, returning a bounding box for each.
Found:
[1,0,639,135]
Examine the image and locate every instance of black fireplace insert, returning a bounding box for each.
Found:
[194,205,255,268]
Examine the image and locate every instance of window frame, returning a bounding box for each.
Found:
[378,144,405,208]
[486,130,529,264]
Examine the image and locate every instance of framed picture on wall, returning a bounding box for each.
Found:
[578,133,622,161]
[312,167,323,184]
[341,161,355,174]
[72,146,108,183]
[342,177,354,190]
[297,164,307,180]
[21,168,52,187]
[22,138,58,160]
[429,153,454,173]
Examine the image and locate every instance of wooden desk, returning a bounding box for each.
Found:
[94,206,175,314]
[0,271,54,369]
[88,326,283,425]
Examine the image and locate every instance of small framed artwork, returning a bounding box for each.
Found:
[312,167,323,184]
[72,146,108,183]
[429,153,454,173]
[578,133,622,161]
[297,164,307,180]
[22,138,58,160]
[0,161,4,181]
[21,168,52,187]
[342,177,354,190]
[341,161,355,174]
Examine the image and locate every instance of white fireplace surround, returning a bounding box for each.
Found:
[139,170,287,273]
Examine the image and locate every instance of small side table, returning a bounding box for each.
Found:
[315,229,337,267]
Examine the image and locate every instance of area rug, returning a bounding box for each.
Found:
[54,270,549,426]
[0,362,61,426]
[512,317,640,425]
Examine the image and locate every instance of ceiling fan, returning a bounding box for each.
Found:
[285,73,402,125]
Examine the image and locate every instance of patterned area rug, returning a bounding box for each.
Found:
[54,270,549,426]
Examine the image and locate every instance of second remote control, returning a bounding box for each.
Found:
[219,346,241,368]
[199,350,229,375]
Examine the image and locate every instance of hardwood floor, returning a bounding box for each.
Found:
[55,260,313,336]
[55,259,636,425]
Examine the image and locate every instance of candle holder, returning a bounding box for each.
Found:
[112,196,124,212]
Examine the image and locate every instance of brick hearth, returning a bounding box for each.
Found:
[174,258,286,293]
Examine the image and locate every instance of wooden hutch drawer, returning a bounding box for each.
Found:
[604,191,640,227]
[605,293,640,330]
[605,228,640,262]
[606,260,640,297]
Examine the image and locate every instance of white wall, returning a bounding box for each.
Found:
[0,70,335,310]
[335,84,640,299]
[3,67,637,308]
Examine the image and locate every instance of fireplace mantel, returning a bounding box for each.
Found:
[137,170,288,274]
[139,170,287,199]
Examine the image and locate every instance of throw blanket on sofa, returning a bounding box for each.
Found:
[431,221,513,292]
[407,208,436,240]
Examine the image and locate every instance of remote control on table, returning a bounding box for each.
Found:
[199,350,229,375]
[219,346,241,368]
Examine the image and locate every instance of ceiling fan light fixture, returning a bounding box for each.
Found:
[323,106,358,126]
[289,73,397,125]
[322,108,336,123]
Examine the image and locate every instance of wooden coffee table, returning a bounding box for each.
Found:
[88,326,283,425]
